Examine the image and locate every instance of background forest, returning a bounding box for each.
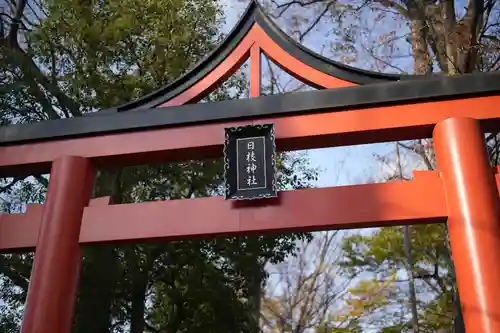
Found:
[0,0,499,332]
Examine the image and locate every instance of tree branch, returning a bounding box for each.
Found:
[34,175,49,188]
[298,2,333,42]
[0,176,25,194]
[457,0,485,73]
[7,0,27,45]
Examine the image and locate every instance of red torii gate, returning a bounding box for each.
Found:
[1,2,500,332]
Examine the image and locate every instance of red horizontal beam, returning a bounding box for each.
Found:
[4,171,496,252]
[1,96,500,177]
[0,204,42,252]
[80,171,446,244]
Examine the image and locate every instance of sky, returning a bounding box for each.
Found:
[217,3,428,330]
[218,0,423,187]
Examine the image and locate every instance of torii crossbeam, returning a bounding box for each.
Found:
[1,2,500,332]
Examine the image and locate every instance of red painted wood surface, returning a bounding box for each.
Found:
[2,96,500,177]
[20,156,94,333]
[251,25,355,89]
[2,10,498,333]
[0,171,446,251]
[0,204,42,251]
[79,171,446,244]
[249,44,261,98]
[159,25,354,107]
[434,118,500,333]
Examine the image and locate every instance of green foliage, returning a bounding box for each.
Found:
[30,0,224,111]
[0,1,320,333]
[342,225,452,274]
[340,224,456,332]
[1,0,227,125]
[72,154,315,332]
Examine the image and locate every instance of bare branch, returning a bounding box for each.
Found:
[262,232,352,332]
[8,0,27,44]
[298,2,333,42]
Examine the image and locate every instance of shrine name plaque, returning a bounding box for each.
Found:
[224,124,277,200]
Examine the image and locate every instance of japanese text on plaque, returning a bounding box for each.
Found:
[236,137,266,190]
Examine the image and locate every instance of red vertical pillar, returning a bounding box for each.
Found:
[21,156,94,333]
[434,117,500,333]
[249,44,261,98]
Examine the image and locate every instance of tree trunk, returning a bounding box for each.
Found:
[395,143,420,333]
[403,226,419,333]
[130,275,148,333]
[73,247,120,333]
[73,169,124,333]
[405,1,433,75]
[247,261,263,333]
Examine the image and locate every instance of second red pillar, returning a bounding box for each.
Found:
[434,117,500,333]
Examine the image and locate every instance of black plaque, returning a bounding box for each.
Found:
[224,124,277,200]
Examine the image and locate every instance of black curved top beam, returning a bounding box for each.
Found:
[106,0,408,113]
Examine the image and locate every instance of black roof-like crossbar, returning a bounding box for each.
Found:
[1,71,500,145]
